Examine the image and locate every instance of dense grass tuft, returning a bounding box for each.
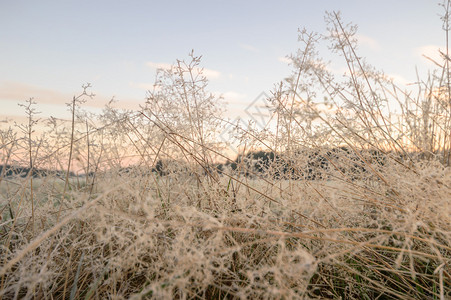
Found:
[1,8,450,300]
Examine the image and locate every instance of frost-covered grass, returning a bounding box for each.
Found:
[0,161,449,299]
[1,8,451,300]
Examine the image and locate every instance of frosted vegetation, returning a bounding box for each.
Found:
[0,9,450,300]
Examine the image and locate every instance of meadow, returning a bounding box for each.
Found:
[0,11,450,300]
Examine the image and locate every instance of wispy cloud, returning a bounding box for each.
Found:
[386,73,410,86]
[146,61,221,80]
[356,34,380,51]
[214,91,247,107]
[278,56,291,64]
[240,44,258,52]
[222,91,247,102]
[201,68,221,79]
[216,91,249,119]
[129,81,157,91]
[0,114,31,124]
[325,65,349,76]
[146,61,172,70]
[0,81,141,113]
[0,81,70,105]
[416,44,446,66]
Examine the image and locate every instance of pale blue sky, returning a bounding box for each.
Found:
[0,0,445,121]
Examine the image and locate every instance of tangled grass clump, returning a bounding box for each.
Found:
[1,7,451,300]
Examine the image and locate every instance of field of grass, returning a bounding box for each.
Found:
[1,9,450,300]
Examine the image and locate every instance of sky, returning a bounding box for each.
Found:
[0,0,446,123]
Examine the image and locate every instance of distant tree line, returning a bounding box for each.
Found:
[119,147,431,181]
[148,147,389,181]
[215,147,389,180]
[9,147,419,180]
[0,165,76,178]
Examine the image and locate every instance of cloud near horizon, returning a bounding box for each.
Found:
[0,81,143,116]
[0,81,70,106]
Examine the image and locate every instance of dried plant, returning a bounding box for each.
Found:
[0,4,450,300]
